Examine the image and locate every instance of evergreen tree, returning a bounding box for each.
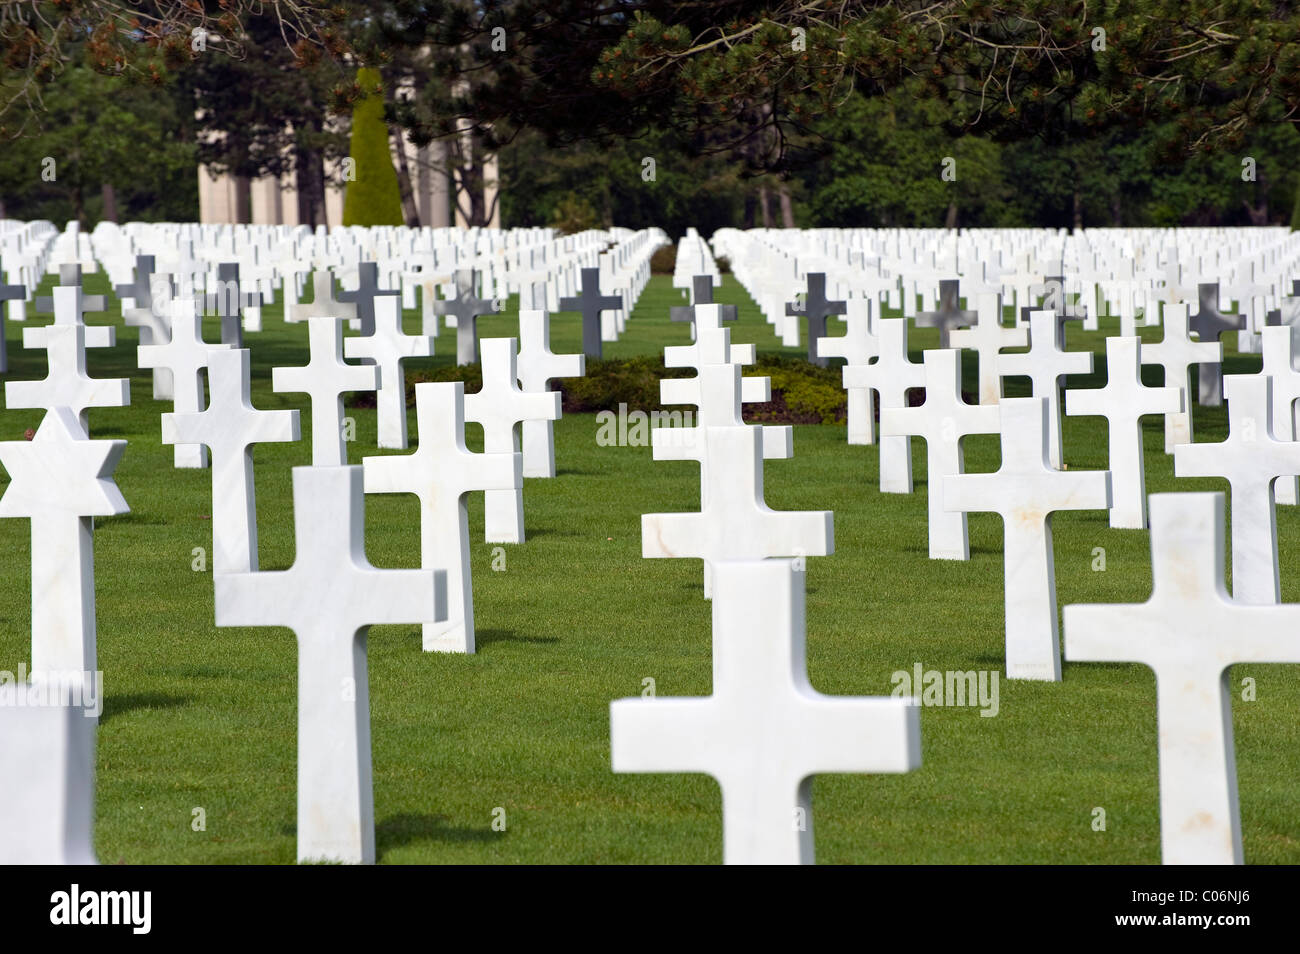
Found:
[342,67,404,227]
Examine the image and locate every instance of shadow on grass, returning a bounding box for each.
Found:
[375,813,499,858]
[100,691,189,724]
[475,628,560,648]
[902,542,1002,556]
[520,526,582,540]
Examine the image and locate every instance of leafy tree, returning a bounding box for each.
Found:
[0,64,196,224]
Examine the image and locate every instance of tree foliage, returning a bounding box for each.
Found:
[342,66,404,227]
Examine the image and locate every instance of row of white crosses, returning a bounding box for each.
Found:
[199,291,439,864]
[807,256,1300,860]
[130,255,580,862]
[614,305,919,864]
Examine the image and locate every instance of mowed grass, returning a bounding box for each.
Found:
[0,270,1296,864]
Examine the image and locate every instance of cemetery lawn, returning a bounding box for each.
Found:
[1,273,1297,865]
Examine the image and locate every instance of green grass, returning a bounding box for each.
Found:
[0,272,1296,864]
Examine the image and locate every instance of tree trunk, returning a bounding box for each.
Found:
[1242,200,1270,226]
[1073,186,1083,230]
[295,146,324,227]
[391,127,421,227]
[1111,193,1122,227]
[759,184,771,227]
[100,183,117,223]
[743,190,756,228]
[778,186,794,228]
[944,201,958,229]
[234,176,252,224]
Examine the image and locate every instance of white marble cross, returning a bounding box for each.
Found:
[6,322,129,434]
[515,310,584,478]
[1066,336,1181,529]
[1188,283,1245,407]
[943,397,1110,680]
[642,425,832,586]
[948,292,1026,405]
[1143,302,1220,453]
[1174,374,1300,605]
[343,296,433,450]
[817,298,878,444]
[1259,326,1300,505]
[842,317,924,492]
[657,358,794,596]
[997,310,1092,469]
[0,685,97,864]
[273,316,379,467]
[611,558,920,864]
[0,263,27,375]
[26,283,112,352]
[914,278,975,349]
[881,349,1000,559]
[664,306,758,370]
[139,298,233,468]
[0,407,127,678]
[1064,492,1300,864]
[364,382,520,654]
[464,337,560,544]
[287,269,359,325]
[659,326,785,447]
[117,255,174,400]
[164,348,299,574]
[215,465,443,864]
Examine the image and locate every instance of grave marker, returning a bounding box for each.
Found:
[463,337,560,543]
[612,559,920,864]
[881,349,1000,559]
[784,272,845,366]
[1064,492,1300,864]
[163,348,299,573]
[558,267,621,359]
[343,296,434,450]
[1174,374,1300,605]
[998,310,1092,469]
[364,382,520,654]
[1066,336,1181,529]
[516,310,584,478]
[215,465,443,864]
[943,397,1110,680]
[0,407,127,678]
[273,316,379,466]
[433,269,501,366]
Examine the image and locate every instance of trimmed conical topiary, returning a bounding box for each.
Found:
[342,67,404,227]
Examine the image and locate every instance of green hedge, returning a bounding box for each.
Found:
[401,353,849,424]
